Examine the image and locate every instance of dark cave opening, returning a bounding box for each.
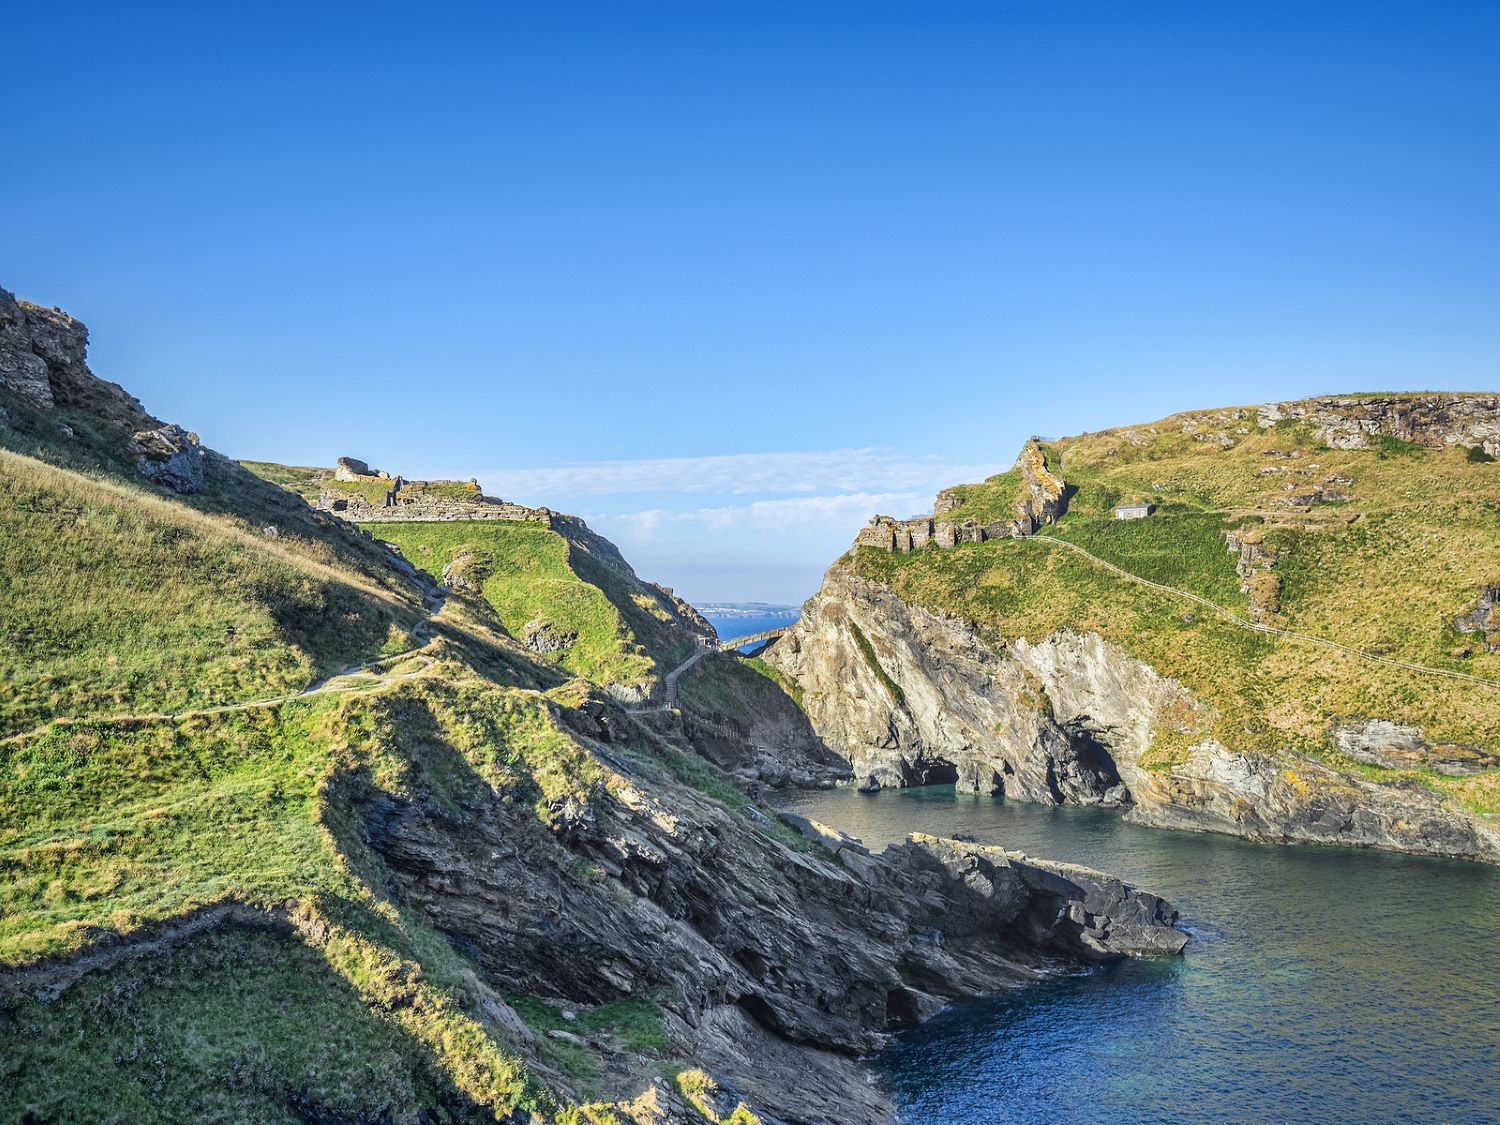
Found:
[915,760,959,787]
[1062,718,1126,798]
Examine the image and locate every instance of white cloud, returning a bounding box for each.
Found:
[467,448,1007,502]
[591,490,931,542]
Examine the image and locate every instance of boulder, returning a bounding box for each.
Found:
[129,424,205,494]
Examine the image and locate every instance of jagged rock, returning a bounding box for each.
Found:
[441,549,487,592]
[1010,437,1066,536]
[769,563,1500,864]
[1454,583,1500,652]
[129,423,205,494]
[363,768,1185,1122]
[333,455,375,481]
[0,289,73,409]
[1130,740,1500,860]
[1259,393,1500,456]
[1333,719,1500,776]
[524,619,578,653]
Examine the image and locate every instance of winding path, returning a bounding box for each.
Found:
[0,590,448,747]
[1023,533,1500,690]
[630,627,792,714]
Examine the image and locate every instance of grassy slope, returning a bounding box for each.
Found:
[0,450,426,739]
[238,459,331,502]
[0,452,790,1120]
[366,520,692,692]
[858,405,1500,813]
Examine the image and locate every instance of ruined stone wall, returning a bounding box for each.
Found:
[319,486,554,524]
[316,463,554,525]
[856,513,1012,554]
[854,438,1065,554]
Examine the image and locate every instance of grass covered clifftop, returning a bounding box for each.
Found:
[850,395,1500,816]
[355,517,706,699]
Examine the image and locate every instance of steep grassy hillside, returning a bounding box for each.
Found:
[0,445,807,1121]
[2,286,1194,1124]
[853,398,1500,815]
[0,451,428,739]
[238,459,332,502]
[366,519,702,697]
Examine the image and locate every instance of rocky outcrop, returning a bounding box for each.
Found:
[1130,740,1500,862]
[0,286,208,493]
[1010,437,1066,536]
[363,749,1185,1122]
[128,423,205,494]
[1455,583,1500,652]
[1259,393,1500,456]
[765,566,1146,804]
[666,653,852,789]
[524,619,578,653]
[1225,526,1281,623]
[770,563,1500,864]
[1332,719,1500,776]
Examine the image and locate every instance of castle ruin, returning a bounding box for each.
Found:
[854,438,1066,554]
[317,457,555,524]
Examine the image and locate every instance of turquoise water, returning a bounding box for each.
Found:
[776,786,1500,1124]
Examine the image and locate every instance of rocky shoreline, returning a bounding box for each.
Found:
[768,563,1500,865]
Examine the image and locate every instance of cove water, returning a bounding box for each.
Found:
[776,785,1500,1125]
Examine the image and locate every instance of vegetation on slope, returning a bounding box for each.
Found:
[856,405,1500,811]
[365,521,663,690]
[364,519,701,695]
[0,450,423,739]
[239,459,332,502]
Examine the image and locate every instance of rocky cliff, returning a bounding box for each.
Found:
[0,284,1188,1124]
[770,398,1500,864]
[0,286,206,492]
[769,564,1500,862]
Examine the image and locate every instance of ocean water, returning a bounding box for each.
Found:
[699,606,799,651]
[776,785,1500,1125]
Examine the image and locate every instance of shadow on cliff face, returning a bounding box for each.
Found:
[1,920,519,1124]
[1058,719,1127,804]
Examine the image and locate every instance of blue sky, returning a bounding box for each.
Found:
[5,2,1498,603]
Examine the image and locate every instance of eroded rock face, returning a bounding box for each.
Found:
[766,565,1159,804]
[524,619,578,653]
[363,756,1185,1123]
[770,563,1500,863]
[1129,740,1500,861]
[129,423,205,494]
[1258,394,1500,456]
[1332,719,1500,777]
[1,285,210,493]
[1455,583,1500,652]
[1011,436,1066,536]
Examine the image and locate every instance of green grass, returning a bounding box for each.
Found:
[0,450,421,738]
[2,927,496,1123]
[324,476,398,504]
[0,668,615,1117]
[849,621,905,706]
[938,468,1021,525]
[849,401,1500,800]
[1042,509,1246,607]
[509,991,670,1054]
[741,656,805,711]
[1375,434,1426,459]
[238,460,331,501]
[366,521,660,690]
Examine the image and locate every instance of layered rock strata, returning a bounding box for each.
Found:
[768,564,1500,863]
